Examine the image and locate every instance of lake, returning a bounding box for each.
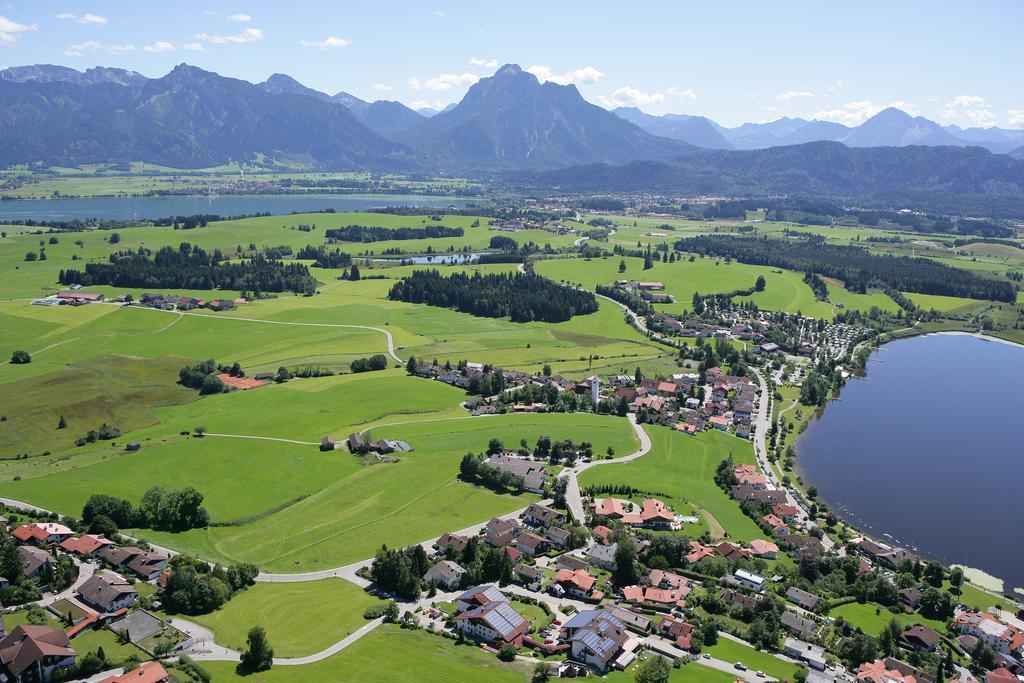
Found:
[798,333,1024,594]
[0,194,467,222]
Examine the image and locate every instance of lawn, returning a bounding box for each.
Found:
[510,599,553,632]
[579,426,766,543]
[195,579,382,658]
[199,625,532,682]
[705,638,800,680]
[135,412,638,572]
[606,657,740,683]
[828,602,949,636]
[70,626,145,665]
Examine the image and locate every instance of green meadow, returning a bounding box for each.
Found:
[200,625,532,682]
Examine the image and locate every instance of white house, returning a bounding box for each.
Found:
[733,569,767,593]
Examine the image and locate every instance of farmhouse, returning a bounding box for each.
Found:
[484,455,547,493]
[76,571,138,613]
[562,610,639,672]
[454,591,530,648]
[0,625,77,683]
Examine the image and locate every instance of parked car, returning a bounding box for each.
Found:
[735,662,747,671]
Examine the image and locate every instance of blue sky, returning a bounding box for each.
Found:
[1,1,1021,128]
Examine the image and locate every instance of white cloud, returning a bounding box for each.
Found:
[598,86,664,108]
[1008,110,1024,129]
[299,36,351,50]
[469,57,498,68]
[667,86,696,100]
[64,40,137,56]
[143,41,175,53]
[227,13,251,23]
[777,90,815,101]
[813,99,919,126]
[410,99,444,110]
[939,95,995,127]
[373,83,393,92]
[56,12,108,26]
[182,42,205,51]
[0,14,36,46]
[194,27,263,44]
[408,72,480,91]
[526,64,604,85]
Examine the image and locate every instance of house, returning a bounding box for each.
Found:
[545,527,571,548]
[733,569,766,593]
[435,532,469,555]
[455,585,507,612]
[562,610,638,672]
[953,610,1024,655]
[685,541,715,565]
[423,560,465,590]
[733,487,788,506]
[206,299,235,312]
[785,637,827,670]
[592,525,613,544]
[484,517,520,548]
[98,661,170,683]
[501,546,523,564]
[902,625,941,652]
[603,605,652,633]
[97,545,145,569]
[16,546,55,580]
[781,611,817,639]
[455,597,530,647]
[485,455,548,493]
[772,504,801,521]
[12,523,74,546]
[557,554,589,572]
[648,569,694,593]
[126,552,169,581]
[658,615,696,650]
[0,625,77,683]
[857,660,925,683]
[554,568,602,601]
[899,587,923,611]
[514,564,544,588]
[786,586,821,611]
[593,498,627,519]
[709,416,730,431]
[514,531,548,557]
[750,539,780,559]
[347,432,367,453]
[587,543,618,571]
[58,534,114,557]
[716,542,752,563]
[986,669,1020,683]
[722,589,761,611]
[76,571,138,613]
[762,514,788,533]
[523,504,565,529]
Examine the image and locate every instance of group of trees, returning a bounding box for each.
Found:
[74,423,122,447]
[370,544,431,600]
[82,487,210,532]
[295,245,353,269]
[440,535,518,588]
[325,225,463,242]
[59,243,318,294]
[162,555,258,615]
[9,350,31,364]
[675,235,1016,302]
[389,270,598,323]
[178,359,237,395]
[350,354,389,373]
[803,272,829,301]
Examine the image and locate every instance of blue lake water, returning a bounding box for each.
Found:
[798,333,1024,594]
[0,194,467,222]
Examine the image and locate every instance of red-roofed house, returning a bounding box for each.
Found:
[555,568,602,601]
[659,615,696,650]
[762,514,788,532]
[856,660,920,683]
[750,539,780,559]
[58,534,114,557]
[593,525,613,543]
[12,523,74,546]
[593,498,626,518]
[685,542,715,565]
[99,661,170,683]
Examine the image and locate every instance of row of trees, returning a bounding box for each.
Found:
[325,224,464,242]
[675,235,1016,302]
[162,555,258,615]
[59,243,318,294]
[82,487,210,532]
[388,270,598,323]
[295,245,352,268]
[350,354,388,373]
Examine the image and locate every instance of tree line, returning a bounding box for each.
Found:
[388,270,598,323]
[295,245,353,268]
[162,555,258,615]
[675,235,1015,302]
[83,487,210,532]
[59,243,318,294]
[325,224,464,242]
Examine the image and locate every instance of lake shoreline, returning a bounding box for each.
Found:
[795,331,1023,601]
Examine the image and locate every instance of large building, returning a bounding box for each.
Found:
[0,625,77,683]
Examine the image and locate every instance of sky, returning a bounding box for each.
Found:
[1,1,1022,129]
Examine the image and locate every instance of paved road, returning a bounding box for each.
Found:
[126,304,403,364]
[41,558,94,607]
[557,413,652,522]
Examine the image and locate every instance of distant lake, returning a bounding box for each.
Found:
[0,194,467,222]
[798,333,1024,594]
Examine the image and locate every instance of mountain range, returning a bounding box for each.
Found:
[1,62,1024,216]
[619,106,1024,154]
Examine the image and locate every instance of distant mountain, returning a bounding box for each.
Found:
[395,64,690,170]
[258,73,336,104]
[840,108,967,148]
[0,64,147,88]
[0,64,411,169]
[613,108,733,149]
[719,117,849,149]
[1010,145,1024,160]
[943,124,1024,155]
[416,103,457,118]
[528,142,1024,217]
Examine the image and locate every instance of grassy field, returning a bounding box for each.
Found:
[200,624,532,682]
[579,426,766,543]
[705,638,800,679]
[606,659,739,683]
[828,602,948,637]
[130,412,638,572]
[195,579,382,657]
